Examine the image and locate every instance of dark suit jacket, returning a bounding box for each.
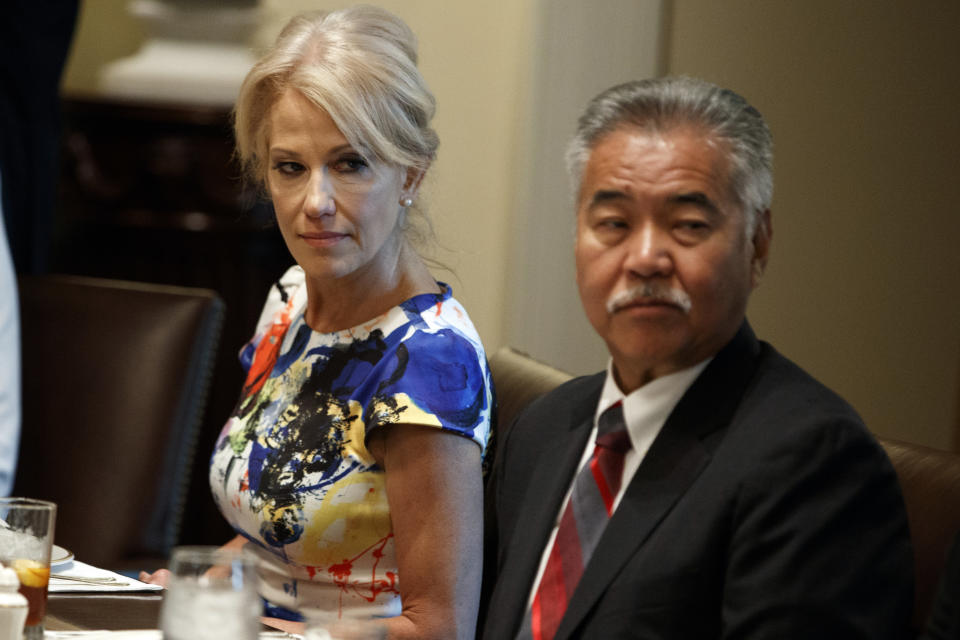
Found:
[480,323,913,639]
[921,532,960,640]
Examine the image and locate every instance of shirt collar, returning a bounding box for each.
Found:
[595,357,712,454]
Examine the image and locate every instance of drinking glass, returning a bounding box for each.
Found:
[304,610,388,640]
[160,546,260,640]
[0,497,56,640]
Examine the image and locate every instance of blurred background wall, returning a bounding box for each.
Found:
[665,1,960,453]
[60,0,959,458]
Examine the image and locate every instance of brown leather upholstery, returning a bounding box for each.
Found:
[880,439,960,632]
[489,346,960,635]
[489,346,573,434]
[14,275,224,570]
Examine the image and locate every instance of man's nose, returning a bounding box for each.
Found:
[304,170,336,217]
[624,224,672,278]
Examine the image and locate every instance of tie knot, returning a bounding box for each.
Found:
[596,402,631,452]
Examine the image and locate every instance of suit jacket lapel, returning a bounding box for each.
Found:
[492,374,603,635]
[556,323,762,639]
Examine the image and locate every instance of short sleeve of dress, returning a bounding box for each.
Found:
[364,326,491,451]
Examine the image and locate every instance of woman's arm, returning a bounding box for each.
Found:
[369,423,484,640]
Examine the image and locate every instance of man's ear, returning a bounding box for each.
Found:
[750,208,772,288]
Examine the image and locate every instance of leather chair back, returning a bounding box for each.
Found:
[880,439,960,633]
[488,346,960,635]
[489,346,573,437]
[14,275,224,569]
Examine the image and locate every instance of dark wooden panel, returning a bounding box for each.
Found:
[52,94,293,551]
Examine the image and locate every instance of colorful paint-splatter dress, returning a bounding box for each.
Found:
[209,266,492,619]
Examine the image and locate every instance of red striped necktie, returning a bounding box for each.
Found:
[517,401,632,640]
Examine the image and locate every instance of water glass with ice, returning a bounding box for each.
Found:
[160,545,260,640]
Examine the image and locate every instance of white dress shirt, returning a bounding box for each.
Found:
[525,357,710,606]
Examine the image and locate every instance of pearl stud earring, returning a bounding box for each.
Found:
[400,197,414,207]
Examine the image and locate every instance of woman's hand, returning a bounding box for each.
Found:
[368,424,484,640]
[261,617,305,636]
[137,535,248,588]
[138,567,171,587]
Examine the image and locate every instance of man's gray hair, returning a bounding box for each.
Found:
[565,77,773,232]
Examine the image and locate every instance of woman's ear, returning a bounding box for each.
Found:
[402,166,428,199]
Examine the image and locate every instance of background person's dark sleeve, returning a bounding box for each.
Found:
[0,0,79,274]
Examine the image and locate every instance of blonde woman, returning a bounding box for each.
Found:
[144,6,491,639]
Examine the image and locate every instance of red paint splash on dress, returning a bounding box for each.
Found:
[241,296,296,398]
[325,533,398,614]
[232,470,251,509]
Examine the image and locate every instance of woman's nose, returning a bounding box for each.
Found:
[304,171,336,217]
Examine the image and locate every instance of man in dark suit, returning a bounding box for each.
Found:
[480,77,913,639]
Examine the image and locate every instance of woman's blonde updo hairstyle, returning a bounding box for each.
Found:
[234,5,439,193]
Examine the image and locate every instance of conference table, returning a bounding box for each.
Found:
[46,593,163,631]
[40,552,308,637]
[44,593,303,637]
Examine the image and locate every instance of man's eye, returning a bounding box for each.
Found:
[598,218,628,230]
[678,220,708,230]
[674,220,712,241]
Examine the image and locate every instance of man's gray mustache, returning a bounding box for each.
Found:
[606,283,692,314]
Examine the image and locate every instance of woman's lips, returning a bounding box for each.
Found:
[300,231,347,248]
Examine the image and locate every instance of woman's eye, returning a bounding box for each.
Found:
[272,161,304,176]
[333,155,369,173]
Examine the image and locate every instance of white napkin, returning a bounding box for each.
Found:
[49,560,163,593]
[45,632,299,639]
[45,632,162,639]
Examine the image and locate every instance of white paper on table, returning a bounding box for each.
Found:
[45,632,162,639]
[45,632,300,639]
[49,560,164,593]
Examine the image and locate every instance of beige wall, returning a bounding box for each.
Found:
[61,1,960,450]
[62,0,535,360]
[666,0,960,450]
[504,0,667,380]
[250,0,536,361]
[62,0,142,94]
